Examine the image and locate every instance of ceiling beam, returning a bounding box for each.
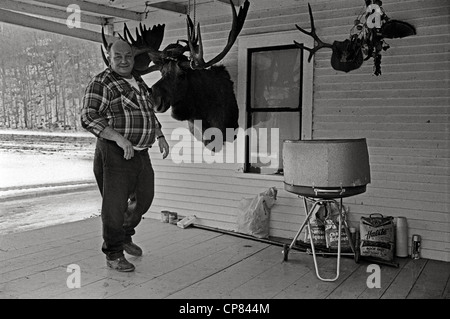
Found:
[144,1,187,15]
[0,0,106,26]
[0,8,114,43]
[31,0,142,21]
[215,0,244,6]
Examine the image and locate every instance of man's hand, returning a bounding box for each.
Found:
[99,126,134,160]
[158,136,170,159]
[116,137,134,160]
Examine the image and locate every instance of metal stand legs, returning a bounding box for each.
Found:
[282,196,357,282]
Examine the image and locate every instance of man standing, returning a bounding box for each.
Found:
[81,39,169,272]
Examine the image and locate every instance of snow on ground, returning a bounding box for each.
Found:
[0,151,94,189]
[0,129,93,137]
[0,130,100,234]
[0,129,96,188]
[0,189,101,235]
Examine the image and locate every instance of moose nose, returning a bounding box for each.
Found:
[148,90,163,113]
[149,87,169,113]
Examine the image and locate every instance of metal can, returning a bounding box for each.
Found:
[411,234,421,259]
[169,212,178,225]
[161,210,170,223]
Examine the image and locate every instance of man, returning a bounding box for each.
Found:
[81,39,169,272]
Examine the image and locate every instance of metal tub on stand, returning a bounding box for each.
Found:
[282,138,371,281]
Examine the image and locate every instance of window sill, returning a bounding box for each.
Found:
[234,170,284,182]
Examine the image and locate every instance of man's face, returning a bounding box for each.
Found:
[109,40,134,78]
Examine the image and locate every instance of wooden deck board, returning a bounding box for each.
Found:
[107,237,269,299]
[407,260,450,299]
[273,255,338,299]
[443,275,450,299]
[167,245,287,299]
[357,258,410,299]
[1,216,449,299]
[57,226,225,298]
[224,256,315,299]
[381,258,428,299]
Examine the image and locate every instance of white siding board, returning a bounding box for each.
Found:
[316,80,450,91]
[314,130,448,141]
[314,97,449,107]
[154,179,299,202]
[314,124,448,134]
[344,203,449,225]
[348,195,447,213]
[369,147,450,159]
[370,171,449,185]
[315,107,449,115]
[370,179,448,194]
[365,188,449,207]
[315,74,450,85]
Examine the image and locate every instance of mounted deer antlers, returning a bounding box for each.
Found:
[294,3,334,63]
[295,3,364,73]
[294,2,416,75]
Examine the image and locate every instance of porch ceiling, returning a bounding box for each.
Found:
[0,0,245,43]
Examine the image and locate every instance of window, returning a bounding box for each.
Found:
[237,31,313,176]
[246,45,302,174]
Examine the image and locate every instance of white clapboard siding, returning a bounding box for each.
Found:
[140,0,449,261]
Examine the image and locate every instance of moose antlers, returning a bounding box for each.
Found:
[184,0,250,70]
[101,0,250,74]
[101,23,166,74]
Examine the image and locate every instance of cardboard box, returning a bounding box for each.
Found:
[177,215,196,229]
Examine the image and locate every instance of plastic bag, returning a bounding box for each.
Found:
[323,203,351,250]
[303,201,351,250]
[324,218,351,250]
[303,203,326,246]
[236,187,277,239]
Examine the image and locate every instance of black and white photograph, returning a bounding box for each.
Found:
[0,0,449,304]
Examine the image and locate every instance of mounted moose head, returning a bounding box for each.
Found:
[295,2,416,75]
[101,0,250,152]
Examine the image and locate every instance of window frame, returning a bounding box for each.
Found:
[236,30,314,177]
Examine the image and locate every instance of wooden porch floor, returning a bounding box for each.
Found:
[1,211,449,300]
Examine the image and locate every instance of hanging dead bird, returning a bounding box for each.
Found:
[381,19,417,39]
[294,2,416,75]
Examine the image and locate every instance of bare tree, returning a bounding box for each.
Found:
[0,23,104,130]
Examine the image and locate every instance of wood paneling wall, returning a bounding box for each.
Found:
[133,0,450,261]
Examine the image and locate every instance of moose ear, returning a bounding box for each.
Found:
[133,52,152,71]
[101,46,110,66]
[381,19,416,39]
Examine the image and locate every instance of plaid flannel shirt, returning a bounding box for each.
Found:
[81,68,162,149]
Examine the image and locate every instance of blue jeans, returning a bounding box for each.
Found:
[93,138,155,260]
